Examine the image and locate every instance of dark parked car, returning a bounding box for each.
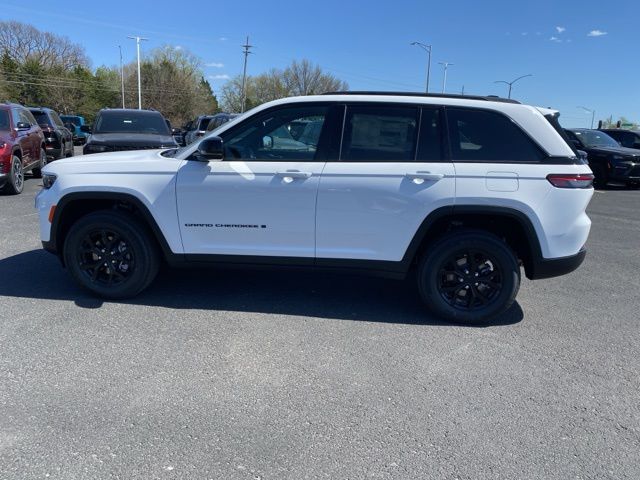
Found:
[565,128,640,187]
[204,113,239,134]
[599,128,640,150]
[29,107,74,160]
[183,115,216,145]
[60,114,89,145]
[0,103,46,194]
[82,109,178,155]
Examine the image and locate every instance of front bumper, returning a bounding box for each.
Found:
[528,247,587,280]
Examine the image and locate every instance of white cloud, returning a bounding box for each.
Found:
[556,26,566,34]
[587,30,607,37]
[219,37,228,41]
[205,62,224,68]
[549,36,562,43]
[521,32,528,36]
[175,45,183,50]
[208,74,230,80]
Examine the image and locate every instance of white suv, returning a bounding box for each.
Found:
[35,93,594,324]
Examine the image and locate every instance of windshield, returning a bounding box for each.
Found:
[94,112,170,135]
[0,110,9,130]
[31,111,52,126]
[573,130,620,148]
[61,116,80,126]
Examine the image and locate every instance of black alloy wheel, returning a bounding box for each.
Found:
[77,229,136,286]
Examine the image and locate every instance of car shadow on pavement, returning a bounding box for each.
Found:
[0,249,524,327]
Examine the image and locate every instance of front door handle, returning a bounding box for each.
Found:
[405,171,445,182]
[276,170,312,181]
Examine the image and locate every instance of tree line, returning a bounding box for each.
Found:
[0,21,348,126]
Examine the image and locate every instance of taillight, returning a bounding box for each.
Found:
[547,173,594,188]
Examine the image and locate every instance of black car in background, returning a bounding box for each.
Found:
[204,113,239,134]
[565,128,640,187]
[183,115,214,145]
[599,129,640,150]
[28,107,74,160]
[82,109,178,155]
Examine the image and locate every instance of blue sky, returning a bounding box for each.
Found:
[2,0,636,126]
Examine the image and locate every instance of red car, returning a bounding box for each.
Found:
[0,103,46,194]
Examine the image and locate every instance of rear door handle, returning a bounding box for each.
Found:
[405,171,445,182]
[276,170,312,180]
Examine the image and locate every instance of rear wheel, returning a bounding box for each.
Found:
[32,148,47,178]
[417,230,520,324]
[4,155,24,194]
[63,211,160,299]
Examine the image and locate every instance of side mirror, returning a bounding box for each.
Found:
[576,150,588,162]
[570,139,581,149]
[262,135,273,149]
[80,125,92,133]
[194,136,223,161]
[16,122,30,130]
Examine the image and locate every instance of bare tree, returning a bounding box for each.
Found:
[0,21,89,69]
[283,60,347,96]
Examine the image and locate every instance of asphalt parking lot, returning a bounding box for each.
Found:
[1,157,639,479]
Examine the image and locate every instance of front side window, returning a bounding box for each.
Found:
[223,106,328,161]
[20,109,36,126]
[447,108,545,162]
[341,106,419,162]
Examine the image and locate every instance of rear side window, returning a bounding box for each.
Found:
[0,110,9,130]
[447,108,545,162]
[341,106,419,162]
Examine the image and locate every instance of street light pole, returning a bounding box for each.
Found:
[127,35,148,109]
[494,74,532,99]
[410,42,432,93]
[438,62,454,94]
[118,45,125,109]
[578,106,596,129]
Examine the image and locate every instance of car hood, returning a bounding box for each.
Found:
[88,132,176,146]
[587,145,640,157]
[42,149,183,176]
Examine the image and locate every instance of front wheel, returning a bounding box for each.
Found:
[4,155,25,194]
[417,231,520,325]
[63,211,160,299]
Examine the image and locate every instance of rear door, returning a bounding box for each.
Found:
[12,108,34,163]
[176,104,333,258]
[316,103,456,262]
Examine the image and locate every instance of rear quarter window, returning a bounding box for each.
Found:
[447,108,545,162]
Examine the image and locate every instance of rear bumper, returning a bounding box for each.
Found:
[528,247,586,280]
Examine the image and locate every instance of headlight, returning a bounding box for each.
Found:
[42,173,57,189]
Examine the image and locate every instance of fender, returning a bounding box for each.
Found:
[46,191,180,264]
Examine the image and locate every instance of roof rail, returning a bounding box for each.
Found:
[321,91,521,104]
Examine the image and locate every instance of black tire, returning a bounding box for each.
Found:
[32,148,47,178]
[4,155,25,194]
[63,210,160,299]
[592,165,608,189]
[417,230,520,325]
[58,141,66,160]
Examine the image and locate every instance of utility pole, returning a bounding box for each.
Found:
[127,35,148,109]
[461,85,465,95]
[118,45,125,108]
[438,62,454,94]
[240,36,253,113]
[410,42,432,93]
[494,74,532,99]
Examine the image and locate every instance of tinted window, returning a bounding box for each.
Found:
[341,106,419,162]
[61,115,81,126]
[0,110,9,130]
[198,117,212,131]
[447,108,544,162]
[31,110,51,126]
[223,106,328,161]
[51,111,65,128]
[94,112,170,134]
[20,109,36,126]
[417,108,443,161]
[607,131,635,148]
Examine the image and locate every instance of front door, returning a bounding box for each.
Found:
[176,104,333,258]
[316,104,456,262]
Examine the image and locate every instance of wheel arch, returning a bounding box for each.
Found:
[403,205,544,280]
[49,192,178,265]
